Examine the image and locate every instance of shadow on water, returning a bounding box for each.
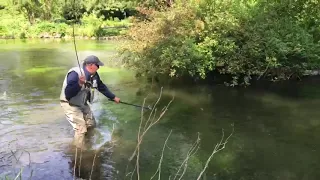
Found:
[110,78,320,180]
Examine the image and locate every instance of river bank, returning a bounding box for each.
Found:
[0,34,126,41]
[0,11,131,41]
[1,37,319,88]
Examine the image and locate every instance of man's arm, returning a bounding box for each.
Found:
[65,71,81,101]
[96,74,116,100]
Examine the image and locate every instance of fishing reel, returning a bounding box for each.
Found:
[85,79,99,103]
[84,81,93,88]
[84,79,98,89]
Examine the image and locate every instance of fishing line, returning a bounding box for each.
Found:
[72,0,83,75]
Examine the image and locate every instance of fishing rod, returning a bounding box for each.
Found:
[72,0,83,76]
[108,99,152,110]
[85,81,152,110]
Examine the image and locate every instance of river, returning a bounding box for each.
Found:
[0,39,320,180]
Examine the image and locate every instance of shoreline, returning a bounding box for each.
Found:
[0,35,127,41]
[1,37,319,82]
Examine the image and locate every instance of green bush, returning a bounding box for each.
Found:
[119,0,320,86]
[0,5,131,39]
[26,21,69,38]
[0,25,8,37]
[0,7,28,38]
[119,3,201,79]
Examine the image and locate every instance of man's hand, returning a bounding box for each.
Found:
[79,76,86,86]
[113,97,120,103]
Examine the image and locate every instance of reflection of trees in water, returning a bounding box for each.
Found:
[0,51,20,93]
[2,49,70,98]
[126,84,320,180]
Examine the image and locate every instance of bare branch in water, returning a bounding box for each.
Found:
[173,132,201,180]
[135,98,146,180]
[196,124,234,180]
[28,170,33,180]
[73,147,78,180]
[89,152,97,180]
[10,150,18,163]
[129,88,173,161]
[127,87,174,180]
[129,87,164,161]
[13,167,23,180]
[79,142,84,177]
[122,86,233,180]
[7,148,32,180]
[150,129,173,180]
[130,164,137,180]
[144,87,163,131]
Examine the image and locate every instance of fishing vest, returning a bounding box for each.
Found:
[60,67,97,107]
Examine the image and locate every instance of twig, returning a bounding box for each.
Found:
[136,98,146,180]
[179,163,188,180]
[129,94,174,162]
[73,147,78,180]
[127,87,174,180]
[28,170,33,180]
[257,63,270,80]
[10,150,18,163]
[21,150,31,167]
[130,165,137,180]
[8,149,32,180]
[173,133,201,180]
[138,101,173,179]
[144,87,163,131]
[13,167,23,180]
[150,130,173,180]
[196,125,234,180]
[124,164,132,178]
[129,87,165,161]
[79,142,83,177]
[10,150,19,176]
[89,152,97,180]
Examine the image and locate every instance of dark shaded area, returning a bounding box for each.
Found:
[123,76,320,180]
[98,8,139,21]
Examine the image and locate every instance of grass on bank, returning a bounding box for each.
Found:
[0,9,132,39]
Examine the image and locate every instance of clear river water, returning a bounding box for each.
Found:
[0,39,320,180]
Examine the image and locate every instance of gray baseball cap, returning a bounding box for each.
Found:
[83,55,104,66]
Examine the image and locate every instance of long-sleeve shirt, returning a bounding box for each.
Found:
[65,66,115,101]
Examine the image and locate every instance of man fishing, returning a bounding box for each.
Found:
[60,55,120,149]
